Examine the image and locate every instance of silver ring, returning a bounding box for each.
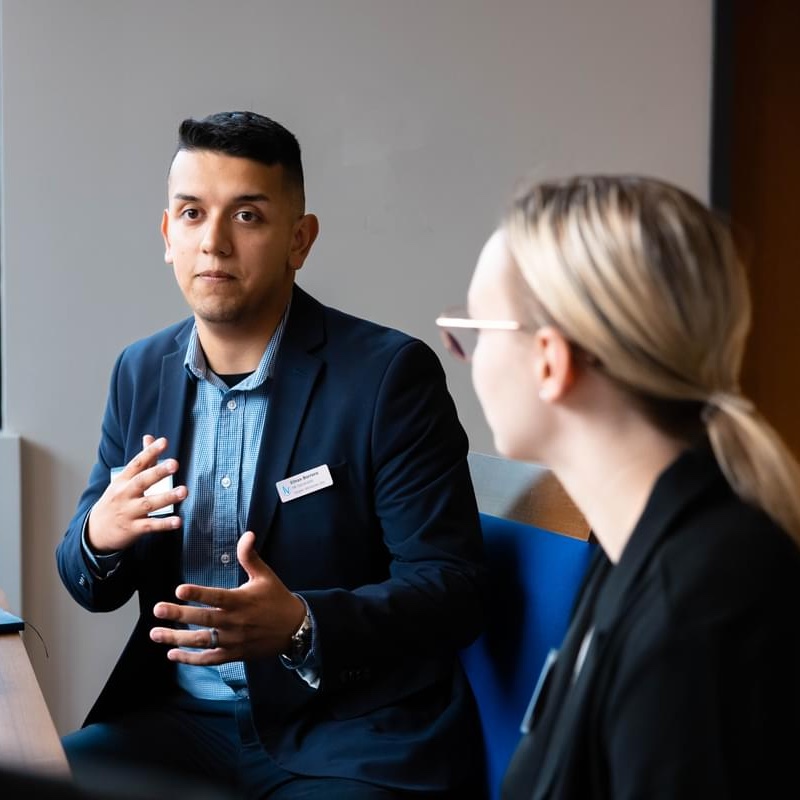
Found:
[209,627,219,648]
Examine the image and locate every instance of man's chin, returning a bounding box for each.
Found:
[192,304,244,326]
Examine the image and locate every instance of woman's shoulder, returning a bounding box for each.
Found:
[597,497,800,711]
[656,493,800,617]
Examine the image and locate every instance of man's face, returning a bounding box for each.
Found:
[162,149,314,331]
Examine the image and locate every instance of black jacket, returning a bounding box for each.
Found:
[503,443,800,800]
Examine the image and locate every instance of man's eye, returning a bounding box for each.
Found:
[235,210,260,223]
[181,208,200,220]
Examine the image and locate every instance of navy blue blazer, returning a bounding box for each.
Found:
[57,286,487,792]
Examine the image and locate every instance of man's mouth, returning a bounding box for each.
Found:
[197,270,234,281]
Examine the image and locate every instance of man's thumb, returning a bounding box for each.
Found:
[237,531,268,581]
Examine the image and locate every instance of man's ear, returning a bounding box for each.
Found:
[161,210,173,265]
[534,325,577,402]
[289,214,320,271]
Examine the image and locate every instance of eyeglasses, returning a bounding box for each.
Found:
[436,307,603,369]
[435,307,526,362]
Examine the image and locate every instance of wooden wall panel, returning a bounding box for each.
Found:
[730,1,800,457]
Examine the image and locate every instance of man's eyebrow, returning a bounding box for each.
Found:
[234,194,272,204]
[171,193,272,204]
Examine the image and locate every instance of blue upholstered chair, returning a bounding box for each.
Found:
[461,453,595,800]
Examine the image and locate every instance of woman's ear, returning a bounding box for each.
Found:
[534,325,577,402]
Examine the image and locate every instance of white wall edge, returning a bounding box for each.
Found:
[0,431,21,613]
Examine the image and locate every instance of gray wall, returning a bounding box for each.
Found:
[0,0,712,733]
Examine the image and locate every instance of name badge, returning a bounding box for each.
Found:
[110,464,174,516]
[276,464,333,503]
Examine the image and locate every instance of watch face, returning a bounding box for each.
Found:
[292,615,312,661]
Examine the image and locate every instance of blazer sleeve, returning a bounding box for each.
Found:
[55,349,139,612]
[299,339,487,691]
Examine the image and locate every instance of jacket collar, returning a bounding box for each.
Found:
[155,286,326,551]
[531,441,726,799]
[592,440,724,633]
[156,318,195,463]
[246,285,326,550]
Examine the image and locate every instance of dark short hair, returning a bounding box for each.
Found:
[174,111,305,202]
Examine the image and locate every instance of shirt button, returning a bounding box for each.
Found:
[221,475,232,489]
[220,553,231,565]
[227,399,237,411]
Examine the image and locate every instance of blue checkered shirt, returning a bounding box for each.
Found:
[176,311,286,700]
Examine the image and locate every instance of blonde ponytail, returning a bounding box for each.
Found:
[706,397,800,546]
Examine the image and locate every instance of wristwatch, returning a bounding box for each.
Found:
[280,611,313,668]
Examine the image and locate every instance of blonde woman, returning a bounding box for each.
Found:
[437,176,800,799]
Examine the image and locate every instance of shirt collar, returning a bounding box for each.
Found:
[183,295,292,390]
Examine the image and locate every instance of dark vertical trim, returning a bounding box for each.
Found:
[710,0,734,214]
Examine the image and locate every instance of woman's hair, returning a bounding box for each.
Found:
[503,174,800,544]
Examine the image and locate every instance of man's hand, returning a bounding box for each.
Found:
[86,435,187,553]
[149,531,307,664]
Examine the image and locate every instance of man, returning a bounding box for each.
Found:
[57,111,486,799]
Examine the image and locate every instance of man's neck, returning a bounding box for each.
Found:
[195,313,284,374]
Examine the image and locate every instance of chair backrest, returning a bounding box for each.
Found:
[466,451,591,540]
[461,452,595,799]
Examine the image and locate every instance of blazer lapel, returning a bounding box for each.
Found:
[532,445,724,798]
[530,629,607,799]
[249,287,325,552]
[156,322,194,466]
[148,321,194,587]
[526,555,611,799]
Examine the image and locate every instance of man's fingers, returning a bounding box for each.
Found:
[132,514,182,534]
[158,583,232,613]
[150,625,217,649]
[131,458,179,494]
[123,436,169,479]
[137,479,186,515]
[165,647,229,666]
[119,460,185,520]
[152,599,220,626]
[136,435,168,464]
[173,583,230,608]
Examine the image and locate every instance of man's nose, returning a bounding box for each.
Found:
[201,215,232,256]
